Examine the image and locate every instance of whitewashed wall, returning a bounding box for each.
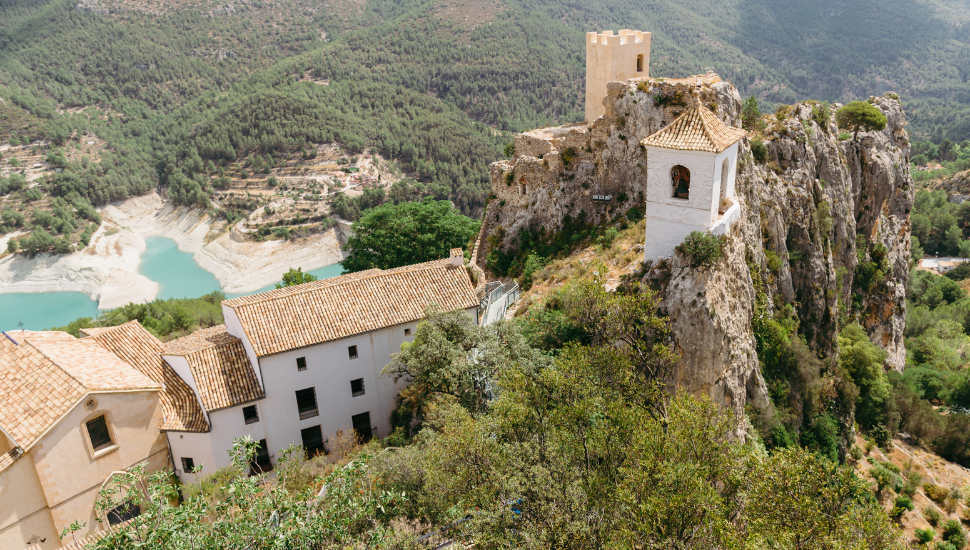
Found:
[167,403,267,479]
[643,142,739,261]
[168,307,477,479]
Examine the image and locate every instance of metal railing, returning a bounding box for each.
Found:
[298,408,319,420]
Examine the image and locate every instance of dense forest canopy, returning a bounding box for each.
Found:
[1,0,969,234]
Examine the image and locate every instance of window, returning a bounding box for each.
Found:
[301,425,325,458]
[249,439,273,474]
[352,412,373,443]
[637,54,644,73]
[243,405,259,425]
[86,415,113,452]
[295,388,319,419]
[671,165,690,199]
[720,158,730,203]
[181,457,195,473]
[351,378,365,397]
[296,357,307,371]
[404,328,411,336]
[106,502,140,525]
[348,345,358,359]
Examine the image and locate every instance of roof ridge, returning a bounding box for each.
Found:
[227,261,448,310]
[179,335,241,357]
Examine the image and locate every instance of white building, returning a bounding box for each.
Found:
[89,254,480,479]
[640,102,746,261]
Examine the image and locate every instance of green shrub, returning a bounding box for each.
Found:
[925,506,942,526]
[561,147,576,169]
[925,483,949,504]
[597,227,619,249]
[677,231,723,268]
[934,542,958,550]
[849,445,863,461]
[811,102,831,128]
[521,253,546,290]
[504,142,515,158]
[751,139,768,163]
[942,519,966,548]
[916,528,936,545]
[838,131,852,141]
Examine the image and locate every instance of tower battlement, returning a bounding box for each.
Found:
[585,30,651,122]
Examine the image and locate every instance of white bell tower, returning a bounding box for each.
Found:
[640,99,746,261]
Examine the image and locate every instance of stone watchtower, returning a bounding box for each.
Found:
[585,30,651,122]
[640,98,746,261]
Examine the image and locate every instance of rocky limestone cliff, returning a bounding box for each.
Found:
[474,73,914,424]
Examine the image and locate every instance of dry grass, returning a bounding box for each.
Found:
[508,218,646,317]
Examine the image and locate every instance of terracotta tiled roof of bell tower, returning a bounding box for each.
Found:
[641,104,746,153]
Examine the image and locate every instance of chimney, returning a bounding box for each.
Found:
[450,248,464,267]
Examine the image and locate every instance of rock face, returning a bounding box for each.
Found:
[474,73,913,422]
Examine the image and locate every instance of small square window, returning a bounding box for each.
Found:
[348,345,358,359]
[243,405,259,424]
[86,415,112,451]
[296,357,307,371]
[182,457,195,472]
[351,378,365,397]
[404,328,411,336]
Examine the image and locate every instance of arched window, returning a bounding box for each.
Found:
[636,54,644,73]
[720,158,730,202]
[671,165,690,199]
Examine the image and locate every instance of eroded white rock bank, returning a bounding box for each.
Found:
[0,192,345,308]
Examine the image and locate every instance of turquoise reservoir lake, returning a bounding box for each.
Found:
[0,236,344,330]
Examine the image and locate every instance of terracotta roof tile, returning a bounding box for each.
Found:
[641,105,746,153]
[165,325,264,411]
[0,330,161,452]
[89,322,209,433]
[26,332,161,392]
[164,324,242,355]
[224,259,479,357]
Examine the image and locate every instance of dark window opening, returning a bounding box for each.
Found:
[637,54,644,73]
[301,425,325,458]
[405,328,411,336]
[243,405,259,425]
[671,165,691,199]
[86,415,112,452]
[719,158,730,206]
[351,378,365,397]
[181,457,195,473]
[107,502,140,525]
[348,345,358,360]
[295,388,319,419]
[352,412,373,443]
[249,439,273,474]
[296,357,307,371]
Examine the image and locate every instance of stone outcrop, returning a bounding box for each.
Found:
[476,73,914,423]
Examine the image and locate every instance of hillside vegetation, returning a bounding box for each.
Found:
[1,0,969,251]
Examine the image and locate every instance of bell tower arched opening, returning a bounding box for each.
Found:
[637,54,644,73]
[671,165,690,199]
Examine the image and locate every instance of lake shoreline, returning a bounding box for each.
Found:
[0,192,346,309]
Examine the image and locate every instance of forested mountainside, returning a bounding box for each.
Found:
[1,0,969,255]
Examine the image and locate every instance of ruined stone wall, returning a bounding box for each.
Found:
[478,73,913,424]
